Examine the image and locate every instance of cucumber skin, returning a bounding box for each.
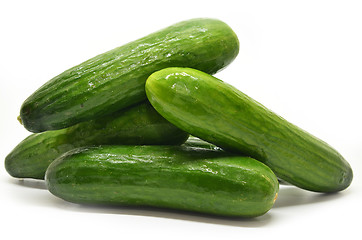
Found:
[20,18,239,133]
[5,102,188,179]
[45,145,279,217]
[145,67,353,193]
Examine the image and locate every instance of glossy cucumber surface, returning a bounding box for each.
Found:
[145,67,353,193]
[183,136,222,150]
[5,102,188,179]
[20,18,239,132]
[45,145,279,217]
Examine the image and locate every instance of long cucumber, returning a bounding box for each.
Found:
[145,67,353,193]
[19,18,239,132]
[6,102,188,179]
[45,145,279,217]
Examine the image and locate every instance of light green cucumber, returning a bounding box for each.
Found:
[145,67,353,193]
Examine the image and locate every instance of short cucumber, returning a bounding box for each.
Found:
[45,145,279,217]
[5,102,188,179]
[145,67,353,193]
[20,18,239,132]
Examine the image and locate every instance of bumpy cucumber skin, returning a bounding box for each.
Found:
[20,18,239,133]
[45,145,279,217]
[145,67,353,193]
[5,102,188,179]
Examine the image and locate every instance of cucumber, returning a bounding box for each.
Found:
[5,102,188,179]
[20,18,239,133]
[45,145,279,217]
[145,67,353,193]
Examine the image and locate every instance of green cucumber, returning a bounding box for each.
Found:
[5,102,188,179]
[145,67,353,193]
[20,18,239,133]
[45,145,279,217]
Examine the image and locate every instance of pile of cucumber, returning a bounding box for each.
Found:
[5,18,353,218]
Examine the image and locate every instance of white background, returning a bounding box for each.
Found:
[1,0,361,239]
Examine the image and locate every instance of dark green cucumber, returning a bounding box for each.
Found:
[145,67,353,193]
[45,145,279,217]
[20,18,239,133]
[5,102,188,179]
